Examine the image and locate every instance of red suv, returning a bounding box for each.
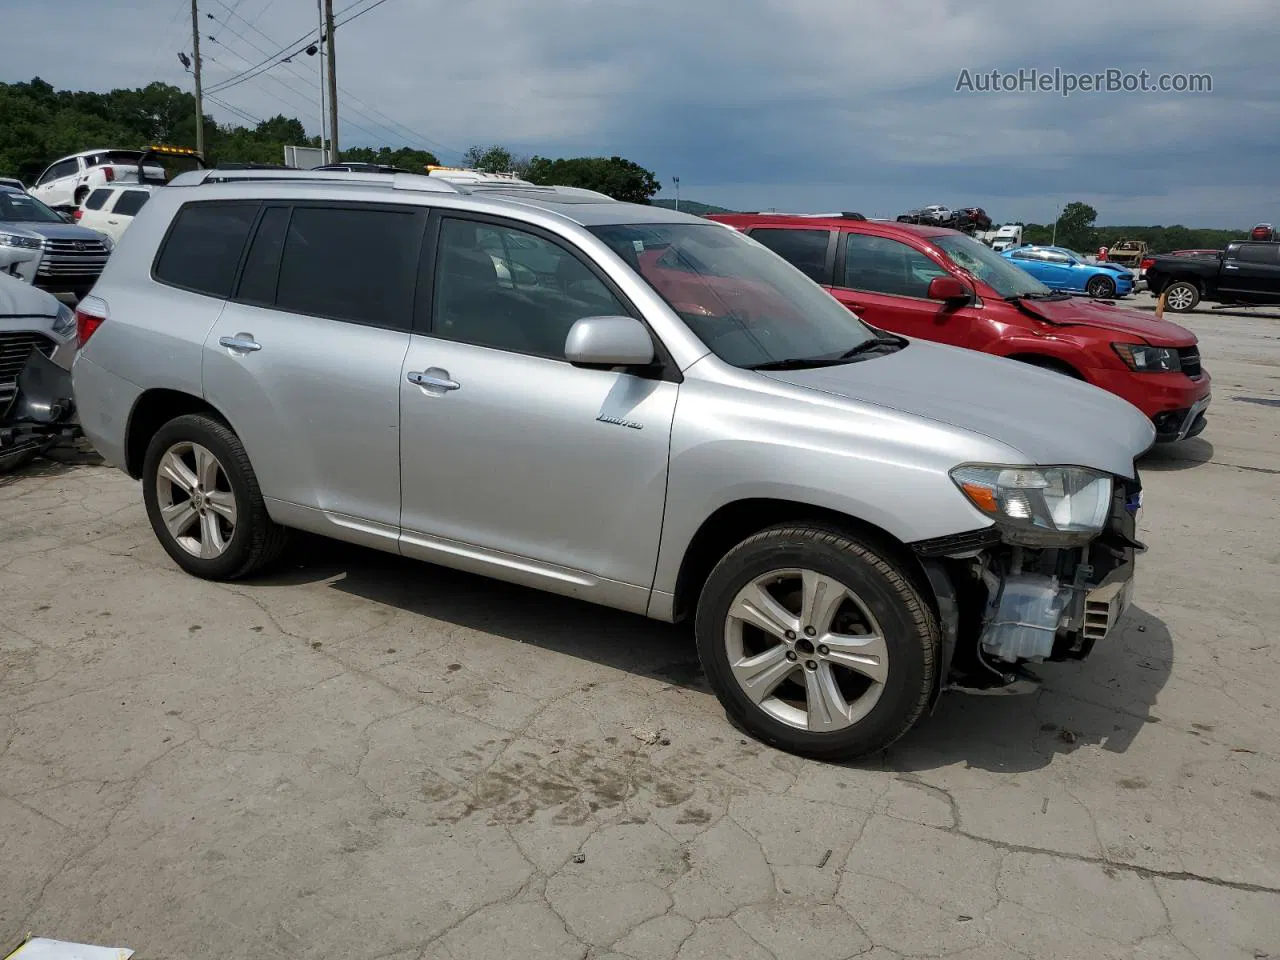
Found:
[709,213,1211,441]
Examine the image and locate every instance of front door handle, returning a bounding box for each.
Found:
[407,370,460,391]
[218,334,261,352]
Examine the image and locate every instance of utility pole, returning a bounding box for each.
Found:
[672,176,680,212]
[324,0,339,163]
[191,0,204,154]
[315,0,327,162]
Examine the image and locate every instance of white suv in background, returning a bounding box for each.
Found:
[29,150,164,208]
[78,184,154,243]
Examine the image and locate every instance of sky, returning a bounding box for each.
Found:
[3,0,1278,227]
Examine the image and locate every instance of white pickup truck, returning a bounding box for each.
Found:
[28,150,165,208]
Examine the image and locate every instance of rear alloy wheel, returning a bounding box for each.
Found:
[1086,274,1116,299]
[1162,281,1199,313]
[142,413,287,580]
[695,525,938,760]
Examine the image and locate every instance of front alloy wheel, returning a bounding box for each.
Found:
[1086,275,1116,299]
[726,569,888,731]
[695,524,938,760]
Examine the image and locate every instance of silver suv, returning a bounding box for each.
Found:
[71,168,1154,759]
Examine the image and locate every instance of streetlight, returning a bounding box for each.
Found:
[672,176,680,213]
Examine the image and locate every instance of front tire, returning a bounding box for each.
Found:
[1086,275,1116,299]
[694,524,938,761]
[142,413,287,580]
[1162,280,1200,312]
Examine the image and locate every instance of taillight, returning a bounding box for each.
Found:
[103,167,115,182]
[73,208,83,221]
[75,297,108,348]
[1139,258,1155,270]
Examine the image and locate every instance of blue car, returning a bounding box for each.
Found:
[1001,245,1134,298]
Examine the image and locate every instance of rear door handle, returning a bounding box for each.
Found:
[218,334,261,352]
[407,370,460,391]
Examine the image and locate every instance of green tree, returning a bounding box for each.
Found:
[524,155,660,203]
[1053,201,1098,251]
[340,145,440,170]
[462,144,526,174]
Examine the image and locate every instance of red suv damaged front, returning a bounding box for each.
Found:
[710,214,1211,442]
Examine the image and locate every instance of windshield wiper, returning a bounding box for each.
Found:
[748,357,847,370]
[1008,291,1071,302]
[836,334,907,359]
[748,335,906,371]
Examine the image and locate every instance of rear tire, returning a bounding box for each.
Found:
[142,414,288,580]
[74,187,88,206]
[1162,281,1200,312]
[694,524,938,761]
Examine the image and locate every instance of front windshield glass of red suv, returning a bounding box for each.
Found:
[934,233,1054,299]
[590,222,878,368]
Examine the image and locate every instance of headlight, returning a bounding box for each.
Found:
[1113,342,1180,372]
[951,464,1113,546]
[52,302,76,338]
[0,231,44,250]
[99,233,115,252]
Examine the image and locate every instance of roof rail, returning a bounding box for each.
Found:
[165,167,464,194]
[462,182,617,202]
[742,211,865,220]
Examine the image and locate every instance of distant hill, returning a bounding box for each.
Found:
[651,198,736,215]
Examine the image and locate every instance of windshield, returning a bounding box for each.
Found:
[0,189,65,224]
[589,222,878,368]
[933,233,1052,298]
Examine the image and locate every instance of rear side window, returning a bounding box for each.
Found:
[154,201,259,297]
[274,205,422,330]
[84,189,112,211]
[748,228,831,283]
[112,190,149,216]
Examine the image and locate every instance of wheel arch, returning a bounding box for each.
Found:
[124,388,228,479]
[669,497,934,625]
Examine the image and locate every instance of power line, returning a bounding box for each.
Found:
[206,3,410,149]
[204,0,463,158]
[204,0,393,95]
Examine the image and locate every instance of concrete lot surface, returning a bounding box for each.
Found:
[2,310,1278,959]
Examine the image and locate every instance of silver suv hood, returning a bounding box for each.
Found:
[762,339,1154,478]
[0,271,60,317]
[16,221,109,242]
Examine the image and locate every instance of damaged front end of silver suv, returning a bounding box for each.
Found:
[914,466,1144,699]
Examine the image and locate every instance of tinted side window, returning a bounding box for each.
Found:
[275,205,421,330]
[1042,251,1070,264]
[1011,249,1041,261]
[112,190,149,216]
[84,189,112,211]
[842,234,948,297]
[154,201,259,297]
[235,206,291,305]
[1232,244,1278,264]
[748,228,831,283]
[433,217,628,359]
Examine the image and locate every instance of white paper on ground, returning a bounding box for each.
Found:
[5,939,133,960]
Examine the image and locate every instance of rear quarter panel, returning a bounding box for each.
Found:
[75,191,227,442]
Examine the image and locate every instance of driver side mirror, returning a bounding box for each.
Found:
[927,275,973,302]
[565,316,656,368]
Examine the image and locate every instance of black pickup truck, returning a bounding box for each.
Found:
[1144,241,1280,312]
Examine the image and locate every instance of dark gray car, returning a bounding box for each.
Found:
[0,186,113,300]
